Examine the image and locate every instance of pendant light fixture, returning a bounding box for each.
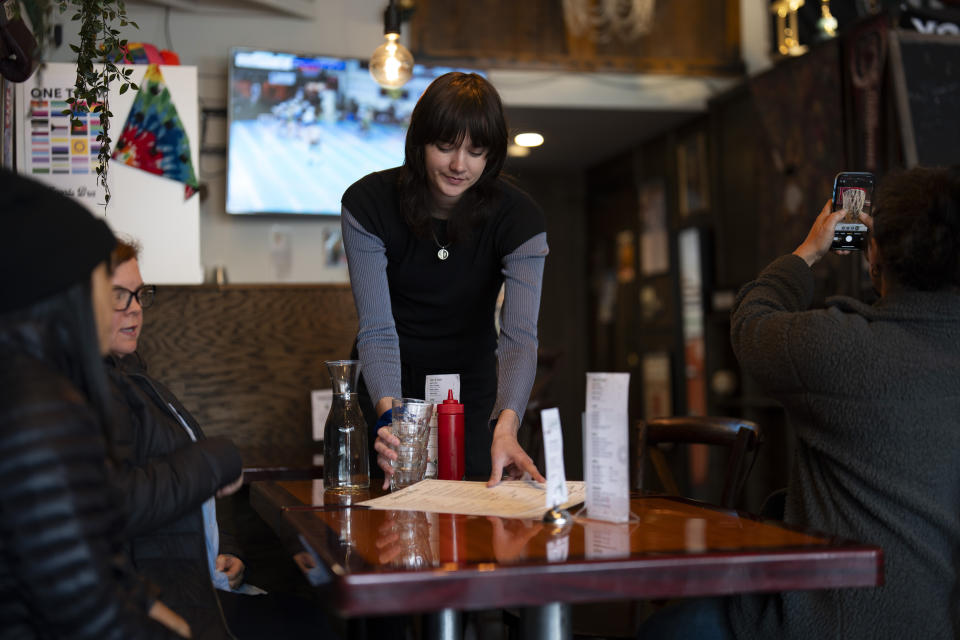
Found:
[369,0,414,89]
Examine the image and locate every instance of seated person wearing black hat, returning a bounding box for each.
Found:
[0,169,188,639]
[105,238,336,640]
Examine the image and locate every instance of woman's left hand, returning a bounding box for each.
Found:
[487,410,545,487]
[216,554,245,590]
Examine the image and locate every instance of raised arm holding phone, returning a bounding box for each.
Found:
[641,165,960,640]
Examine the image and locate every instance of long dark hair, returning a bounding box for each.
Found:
[399,72,508,241]
[0,272,115,432]
[872,166,960,292]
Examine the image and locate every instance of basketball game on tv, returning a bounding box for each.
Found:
[227,48,477,216]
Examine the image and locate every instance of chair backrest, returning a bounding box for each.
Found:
[633,416,763,509]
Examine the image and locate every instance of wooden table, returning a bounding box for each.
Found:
[251,480,882,639]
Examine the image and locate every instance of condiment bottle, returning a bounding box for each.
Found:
[436,389,464,481]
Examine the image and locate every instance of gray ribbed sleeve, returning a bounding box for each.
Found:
[341,206,402,406]
[491,232,548,422]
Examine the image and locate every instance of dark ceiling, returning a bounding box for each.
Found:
[501,105,698,172]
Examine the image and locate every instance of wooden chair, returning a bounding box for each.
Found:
[634,416,763,509]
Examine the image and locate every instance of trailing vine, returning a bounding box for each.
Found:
[58,0,138,208]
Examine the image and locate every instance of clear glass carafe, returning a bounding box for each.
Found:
[323,360,370,493]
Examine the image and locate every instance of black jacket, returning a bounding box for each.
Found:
[0,333,176,639]
[106,352,243,640]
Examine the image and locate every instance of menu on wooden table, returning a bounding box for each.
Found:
[358,479,586,519]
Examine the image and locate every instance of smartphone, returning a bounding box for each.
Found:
[830,171,875,251]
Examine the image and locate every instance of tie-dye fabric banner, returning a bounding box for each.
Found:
[112,64,199,199]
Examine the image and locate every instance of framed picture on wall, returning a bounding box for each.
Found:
[677,131,710,217]
[616,229,637,284]
[1,77,13,169]
[638,275,673,330]
[678,227,707,417]
[641,351,673,420]
[638,179,669,276]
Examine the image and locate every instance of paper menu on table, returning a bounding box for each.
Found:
[540,407,568,509]
[424,374,460,479]
[584,372,631,523]
[358,479,585,519]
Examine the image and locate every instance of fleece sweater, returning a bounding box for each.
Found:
[727,254,960,640]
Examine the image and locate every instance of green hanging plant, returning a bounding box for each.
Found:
[57,0,139,208]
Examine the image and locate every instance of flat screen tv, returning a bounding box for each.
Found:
[226,47,479,216]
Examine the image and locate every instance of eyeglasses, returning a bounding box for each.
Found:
[112,285,156,311]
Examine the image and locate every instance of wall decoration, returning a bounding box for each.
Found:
[748,39,844,266]
[638,179,669,275]
[15,62,202,284]
[323,228,347,268]
[678,227,708,487]
[638,276,673,329]
[677,131,710,217]
[615,229,636,283]
[112,64,199,199]
[641,351,672,420]
[597,270,618,326]
[678,227,707,417]
[1,77,13,169]
[23,83,101,180]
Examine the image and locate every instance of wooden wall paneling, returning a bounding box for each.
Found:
[708,83,766,291]
[746,38,852,300]
[633,136,680,420]
[410,0,744,75]
[138,284,358,468]
[585,151,641,423]
[511,168,588,479]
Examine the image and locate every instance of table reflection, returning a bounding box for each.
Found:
[487,516,543,563]
[376,510,436,568]
[269,481,842,576]
[583,519,633,559]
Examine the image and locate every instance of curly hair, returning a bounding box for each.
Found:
[398,72,508,241]
[110,236,142,270]
[872,166,960,292]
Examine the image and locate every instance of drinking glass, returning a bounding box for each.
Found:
[389,398,434,491]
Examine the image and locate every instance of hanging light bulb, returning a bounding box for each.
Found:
[816,0,838,40]
[370,0,414,89]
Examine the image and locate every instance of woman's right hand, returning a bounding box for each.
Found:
[374,426,399,490]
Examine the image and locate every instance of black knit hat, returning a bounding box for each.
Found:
[0,169,116,313]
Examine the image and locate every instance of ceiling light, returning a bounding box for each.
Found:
[507,144,531,158]
[514,132,544,148]
[370,0,414,89]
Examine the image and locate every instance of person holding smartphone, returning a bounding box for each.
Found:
[640,166,960,639]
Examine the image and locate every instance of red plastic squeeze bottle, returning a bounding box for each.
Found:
[436,389,465,481]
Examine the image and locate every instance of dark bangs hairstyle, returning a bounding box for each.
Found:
[872,165,960,292]
[399,72,509,241]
